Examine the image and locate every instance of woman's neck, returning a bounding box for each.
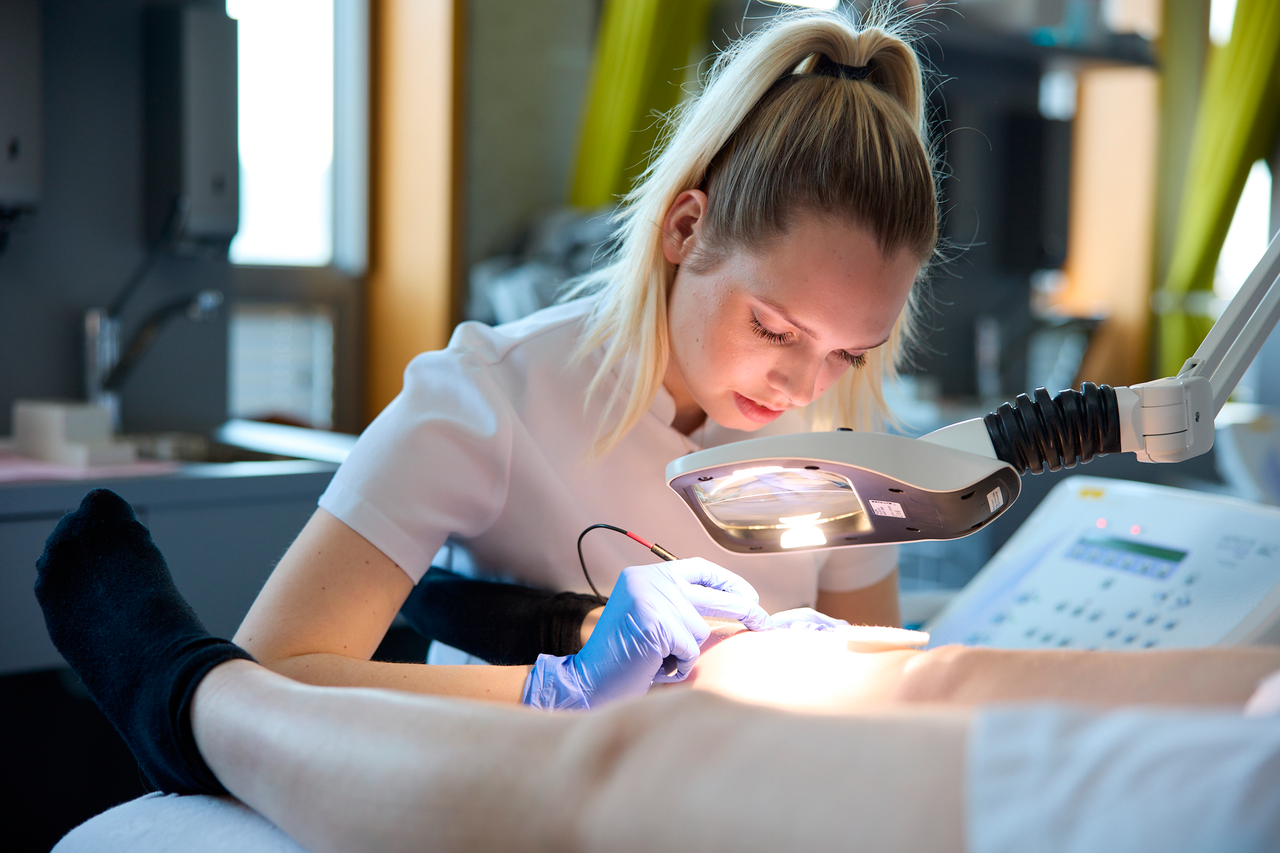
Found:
[662,360,707,436]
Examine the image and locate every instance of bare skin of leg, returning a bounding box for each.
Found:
[670,623,920,712]
[678,623,1280,711]
[186,624,1280,852]
[190,659,968,853]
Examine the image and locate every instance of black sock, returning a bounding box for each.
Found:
[34,488,254,796]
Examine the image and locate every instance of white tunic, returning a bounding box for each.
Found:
[319,297,896,613]
[967,669,1280,853]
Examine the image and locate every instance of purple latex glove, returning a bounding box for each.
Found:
[523,557,769,710]
[768,607,850,632]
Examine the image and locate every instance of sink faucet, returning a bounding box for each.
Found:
[83,196,226,430]
[86,289,223,430]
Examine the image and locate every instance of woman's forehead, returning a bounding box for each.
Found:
[730,226,917,342]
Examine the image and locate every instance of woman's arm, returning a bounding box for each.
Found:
[235,510,772,704]
[234,508,531,701]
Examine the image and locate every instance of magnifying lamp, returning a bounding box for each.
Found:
[667,234,1280,554]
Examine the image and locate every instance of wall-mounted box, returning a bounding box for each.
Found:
[0,0,43,211]
[143,6,238,253]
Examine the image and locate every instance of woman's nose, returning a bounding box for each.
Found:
[767,354,821,408]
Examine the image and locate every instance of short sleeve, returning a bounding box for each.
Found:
[968,705,1280,853]
[816,544,899,592]
[319,339,514,583]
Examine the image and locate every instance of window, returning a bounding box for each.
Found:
[227,0,335,267]
[228,303,335,429]
[1215,159,1272,302]
[224,0,367,432]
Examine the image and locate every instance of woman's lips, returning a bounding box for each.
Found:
[734,392,785,424]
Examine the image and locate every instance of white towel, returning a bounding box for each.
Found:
[55,793,306,853]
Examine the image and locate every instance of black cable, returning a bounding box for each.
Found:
[577,523,683,678]
[576,523,627,603]
[576,523,680,603]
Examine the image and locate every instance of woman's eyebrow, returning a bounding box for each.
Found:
[755,296,891,351]
[755,296,819,337]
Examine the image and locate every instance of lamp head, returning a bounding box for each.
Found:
[666,430,1020,554]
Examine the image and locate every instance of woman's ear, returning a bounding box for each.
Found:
[661,189,709,265]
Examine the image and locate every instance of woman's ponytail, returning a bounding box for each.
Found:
[571,4,939,455]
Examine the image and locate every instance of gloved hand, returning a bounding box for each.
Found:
[768,607,850,632]
[522,557,769,710]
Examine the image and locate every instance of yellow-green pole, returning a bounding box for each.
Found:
[1157,0,1280,376]
[570,0,715,208]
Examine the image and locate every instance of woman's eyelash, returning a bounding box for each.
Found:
[751,315,867,368]
[749,315,791,344]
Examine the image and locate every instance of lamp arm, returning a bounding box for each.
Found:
[1178,232,1280,415]
[1111,231,1280,464]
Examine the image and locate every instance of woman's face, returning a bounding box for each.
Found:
[663,190,919,432]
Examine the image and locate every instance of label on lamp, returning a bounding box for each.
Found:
[869,500,906,518]
[987,487,1004,512]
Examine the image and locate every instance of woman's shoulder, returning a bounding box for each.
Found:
[398,298,605,416]
[426,298,597,367]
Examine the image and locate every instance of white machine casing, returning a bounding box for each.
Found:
[1213,403,1280,505]
[926,476,1280,650]
[666,430,1020,553]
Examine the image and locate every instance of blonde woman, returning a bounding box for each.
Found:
[235,8,939,711]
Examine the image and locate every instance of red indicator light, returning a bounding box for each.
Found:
[1130,525,1141,535]
[1096,518,1107,529]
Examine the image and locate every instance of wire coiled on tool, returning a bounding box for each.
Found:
[984,382,1121,475]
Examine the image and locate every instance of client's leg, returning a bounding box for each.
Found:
[189,662,584,853]
[37,488,968,853]
[190,664,969,853]
[35,488,578,851]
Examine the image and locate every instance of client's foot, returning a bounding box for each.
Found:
[35,488,254,795]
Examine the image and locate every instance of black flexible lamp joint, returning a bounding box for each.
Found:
[984,382,1122,475]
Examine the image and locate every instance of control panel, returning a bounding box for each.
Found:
[926,476,1280,650]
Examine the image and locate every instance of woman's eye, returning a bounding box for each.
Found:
[837,351,867,369]
[750,315,791,345]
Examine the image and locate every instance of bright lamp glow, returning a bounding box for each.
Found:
[780,524,827,549]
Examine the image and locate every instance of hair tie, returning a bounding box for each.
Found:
[813,54,872,82]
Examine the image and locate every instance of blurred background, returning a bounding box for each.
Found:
[1,0,1278,848]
